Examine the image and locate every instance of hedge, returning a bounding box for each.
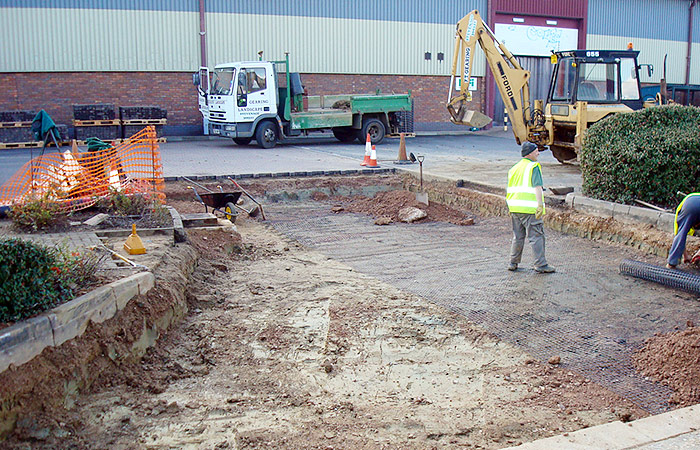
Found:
[580,105,700,208]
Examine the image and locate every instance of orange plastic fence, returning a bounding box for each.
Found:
[0,126,165,212]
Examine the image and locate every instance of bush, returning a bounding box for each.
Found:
[0,239,105,323]
[580,105,700,208]
[95,190,170,226]
[9,193,68,232]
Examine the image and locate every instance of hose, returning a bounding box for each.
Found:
[620,259,700,296]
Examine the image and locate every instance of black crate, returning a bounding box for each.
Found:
[0,110,37,123]
[72,104,116,121]
[119,106,167,120]
[54,124,70,141]
[0,127,33,143]
[75,125,119,141]
[123,124,163,139]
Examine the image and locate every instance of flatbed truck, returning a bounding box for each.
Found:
[194,54,413,148]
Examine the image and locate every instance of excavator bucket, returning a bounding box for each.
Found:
[447,105,493,128]
[447,98,493,128]
[450,109,493,128]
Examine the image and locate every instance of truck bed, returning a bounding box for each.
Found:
[290,93,411,130]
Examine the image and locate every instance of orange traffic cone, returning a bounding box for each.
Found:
[394,132,411,164]
[360,133,371,166]
[368,145,380,168]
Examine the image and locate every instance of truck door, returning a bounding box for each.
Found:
[197,67,210,133]
[235,67,276,127]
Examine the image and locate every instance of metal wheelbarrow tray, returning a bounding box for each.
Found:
[195,190,243,222]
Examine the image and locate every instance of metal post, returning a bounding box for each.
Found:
[686,0,696,85]
[503,108,508,132]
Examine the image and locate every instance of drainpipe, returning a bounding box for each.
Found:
[485,0,494,127]
[687,0,697,85]
[199,0,207,68]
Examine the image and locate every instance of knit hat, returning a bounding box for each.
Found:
[521,141,538,157]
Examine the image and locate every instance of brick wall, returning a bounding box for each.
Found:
[300,73,485,128]
[0,72,486,134]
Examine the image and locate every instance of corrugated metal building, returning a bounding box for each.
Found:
[0,0,697,135]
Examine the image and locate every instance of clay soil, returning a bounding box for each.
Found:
[5,175,699,449]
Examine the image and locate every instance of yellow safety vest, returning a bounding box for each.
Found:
[673,193,700,236]
[506,158,544,215]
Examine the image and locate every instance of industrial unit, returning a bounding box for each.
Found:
[0,0,697,136]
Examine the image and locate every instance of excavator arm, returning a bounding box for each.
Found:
[447,10,537,145]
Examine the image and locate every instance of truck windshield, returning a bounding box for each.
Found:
[211,68,235,95]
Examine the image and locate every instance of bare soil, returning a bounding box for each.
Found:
[633,322,700,407]
[331,190,476,226]
[4,175,698,449]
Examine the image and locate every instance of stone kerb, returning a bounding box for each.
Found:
[0,271,155,374]
[565,193,675,232]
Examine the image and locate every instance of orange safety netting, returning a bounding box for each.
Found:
[0,126,165,212]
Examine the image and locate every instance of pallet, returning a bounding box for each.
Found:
[74,139,123,146]
[122,118,167,125]
[121,137,167,144]
[73,119,121,126]
[0,140,70,150]
[0,121,32,128]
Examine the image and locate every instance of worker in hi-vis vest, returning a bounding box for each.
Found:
[506,142,555,273]
[667,192,700,269]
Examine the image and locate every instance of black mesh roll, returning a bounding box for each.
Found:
[620,259,700,296]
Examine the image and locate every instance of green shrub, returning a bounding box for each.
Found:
[0,239,66,321]
[9,193,68,232]
[0,239,105,323]
[580,105,700,208]
[96,190,170,226]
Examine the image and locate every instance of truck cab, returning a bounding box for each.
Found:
[196,61,279,146]
[195,54,413,149]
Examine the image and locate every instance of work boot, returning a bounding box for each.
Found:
[508,263,518,271]
[535,265,556,273]
[666,263,677,270]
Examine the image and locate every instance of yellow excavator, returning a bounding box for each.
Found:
[447,10,653,163]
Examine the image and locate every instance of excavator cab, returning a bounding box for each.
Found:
[544,50,646,163]
[547,50,644,110]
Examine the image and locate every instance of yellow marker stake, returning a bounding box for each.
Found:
[124,224,146,255]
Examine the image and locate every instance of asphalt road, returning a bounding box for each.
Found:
[0,130,583,192]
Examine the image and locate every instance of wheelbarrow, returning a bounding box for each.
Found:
[183,177,242,223]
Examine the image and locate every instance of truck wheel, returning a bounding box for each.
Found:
[256,121,278,149]
[332,127,356,143]
[233,137,252,146]
[359,118,386,145]
[550,145,577,164]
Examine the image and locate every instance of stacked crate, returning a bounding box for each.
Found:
[73,104,121,143]
[0,110,70,149]
[120,106,167,141]
[0,111,35,146]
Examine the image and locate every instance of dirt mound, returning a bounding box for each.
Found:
[333,190,475,226]
[633,323,700,406]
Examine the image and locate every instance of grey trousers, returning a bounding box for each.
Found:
[510,212,547,268]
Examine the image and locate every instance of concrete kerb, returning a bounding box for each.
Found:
[566,193,675,233]
[0,272,155,374]
[502,404,700,449]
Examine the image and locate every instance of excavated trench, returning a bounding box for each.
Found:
[257,175,700,414]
